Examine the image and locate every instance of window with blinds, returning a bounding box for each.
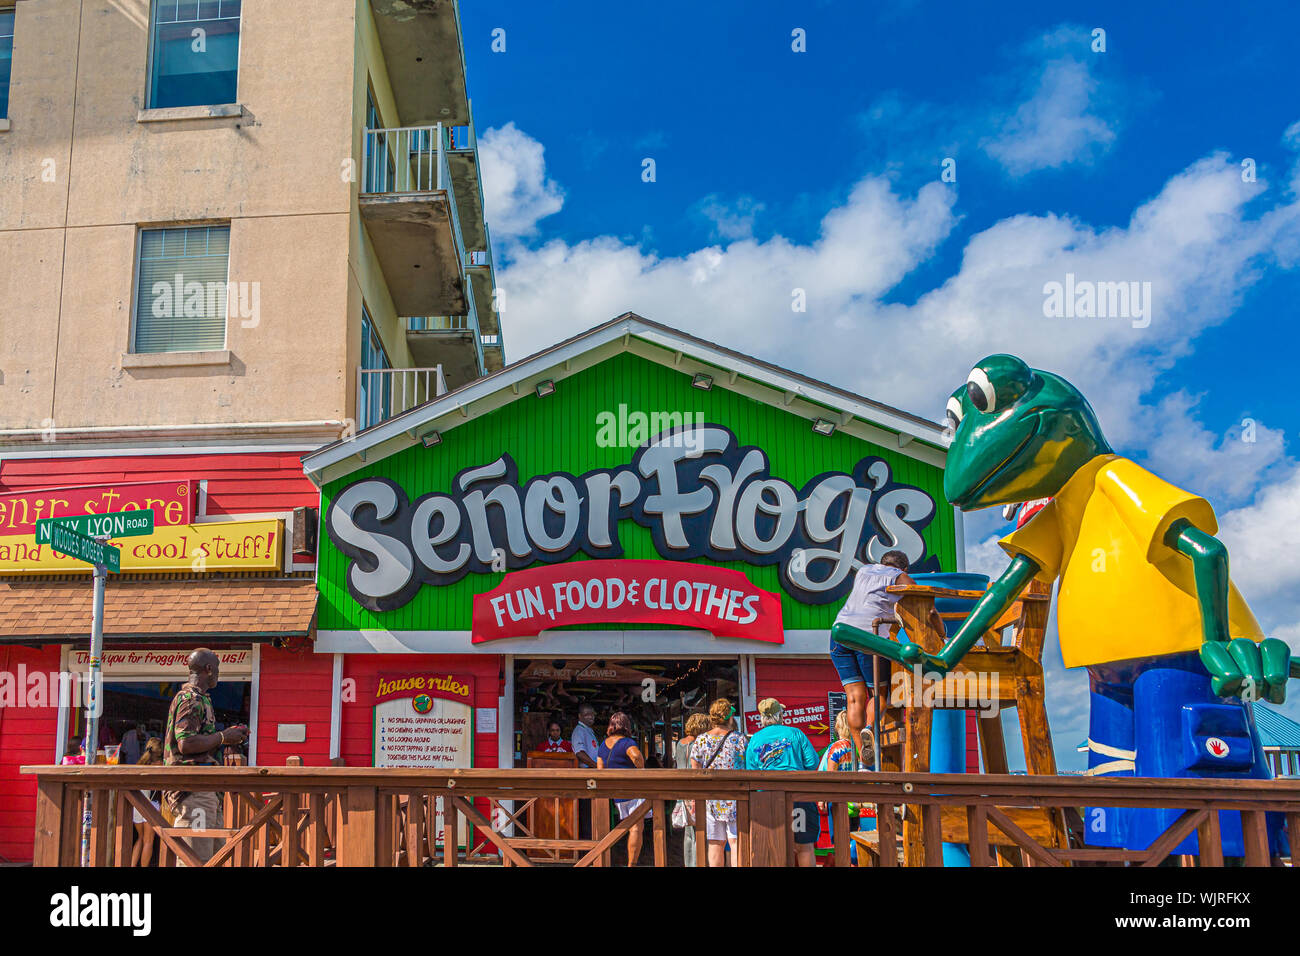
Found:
[133,225,230,353]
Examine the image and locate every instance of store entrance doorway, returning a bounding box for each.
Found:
[511,657,741,865]
[513,658,740,767]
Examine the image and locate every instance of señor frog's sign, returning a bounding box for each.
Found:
[326,423,938,613]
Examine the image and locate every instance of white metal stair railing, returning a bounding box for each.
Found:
[357,366,447,430]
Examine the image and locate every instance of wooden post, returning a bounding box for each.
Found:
[652,799,667,866]
[307,793,326,866]
[89,787,110,867]
[736,795,750,866]
[339,786,377,867]
[921,802,943,866]
[1190,806,1222,868]
[443,793,458,867]
[832,802,851,867]
[748,790,786,867]
[966,804,992,867]
[281,789,300,868]
[1241,811,1270,867]
[693,799,707,867]
[404,791,423,867]
[593,798,610,868]
[114,790,133,868]
[33,780,66,867]
[876,802,898,867]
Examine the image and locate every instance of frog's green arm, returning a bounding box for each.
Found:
[831,555,1041,673]
[1165,519,1230,644]
[934,555,1040,672]
[1168,518,1291,702]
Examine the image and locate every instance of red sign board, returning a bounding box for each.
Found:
[745,700,831,740]
[0,479,194,536]
[472,559,784,644]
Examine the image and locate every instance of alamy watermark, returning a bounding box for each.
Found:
[0,667,101,714]
[1042,273,1152,329]
[151,275,261,329]
[595,405,706,454]
[889,665,1001,717]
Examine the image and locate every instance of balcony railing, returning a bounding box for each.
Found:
[408,316,469,331]
[362,124,448,194]
[23,764,1300,867]
[357,365,446,431]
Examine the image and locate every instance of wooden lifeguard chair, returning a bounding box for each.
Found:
[867,579,1069,865]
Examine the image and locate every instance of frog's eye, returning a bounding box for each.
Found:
[945,396,963,426]
[966,355,1033,414]
[966,368,997,413]
[943,396,963,439]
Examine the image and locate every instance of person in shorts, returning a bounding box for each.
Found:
[830,551,939,767]
[744,698,821,865]
[689,698,747,866]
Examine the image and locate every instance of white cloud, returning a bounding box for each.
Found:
[478,122,565,239]
[858,25,1122,177]
[1219,464,1300,606]
[983,48,1116,175]
[1138,393,1291,505]
[695,195,766,242]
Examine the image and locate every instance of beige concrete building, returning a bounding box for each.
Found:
[0,0,502,448]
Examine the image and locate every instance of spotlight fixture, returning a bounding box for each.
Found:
[812,417,836,436]
[692,372,714,391]
[421,429,442,448]
[535,379,556,398]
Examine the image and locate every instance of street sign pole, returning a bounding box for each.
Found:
[80,555,107,867]
[39,515,139,864]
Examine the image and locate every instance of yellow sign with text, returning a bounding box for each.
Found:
[0,519,283,575]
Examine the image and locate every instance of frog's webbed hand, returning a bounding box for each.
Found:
[1167,518,1291,704]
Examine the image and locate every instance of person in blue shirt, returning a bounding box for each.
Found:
[745,697,821,866]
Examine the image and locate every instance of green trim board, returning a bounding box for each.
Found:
[317,350,955,634]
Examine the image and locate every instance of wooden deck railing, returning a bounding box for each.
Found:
[22,766,1300,867]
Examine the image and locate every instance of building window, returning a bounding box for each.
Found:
[148,1,242,109]
[133,225,230,353]
[363,86,395,193]
[359,307,392,430]
[0,8,14,120]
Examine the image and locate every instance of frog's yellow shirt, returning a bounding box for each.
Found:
[999,455,1264,669]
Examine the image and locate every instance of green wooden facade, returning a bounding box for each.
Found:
[317,350,955,632]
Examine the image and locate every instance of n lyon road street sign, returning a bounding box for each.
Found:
[35,509,154,544]
[44,523,121,573]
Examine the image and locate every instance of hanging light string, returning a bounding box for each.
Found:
[660,659,705,693]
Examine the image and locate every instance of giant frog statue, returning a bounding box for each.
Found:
[833,354,1294,854]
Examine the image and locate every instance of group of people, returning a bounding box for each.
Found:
[577,695,869,867]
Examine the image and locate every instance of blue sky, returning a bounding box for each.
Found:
[459,1,1300,768]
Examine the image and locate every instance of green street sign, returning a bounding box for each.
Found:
[46,523,121,573]
[36,509,154,544]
